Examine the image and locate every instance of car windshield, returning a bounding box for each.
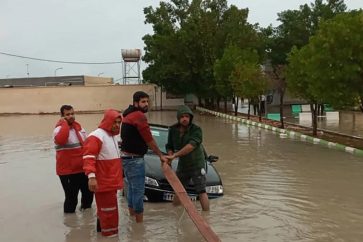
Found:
[150,126,168,153]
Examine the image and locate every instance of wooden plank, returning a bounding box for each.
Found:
[162,163,221,242]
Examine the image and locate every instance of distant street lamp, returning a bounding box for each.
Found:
[98,72,104,76]
[54,67,63,76]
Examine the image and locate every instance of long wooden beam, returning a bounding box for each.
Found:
[162,163,221,242]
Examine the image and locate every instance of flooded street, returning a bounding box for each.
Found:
[1,111,363,242]
[289,111,363,138]
[239,105,363,137]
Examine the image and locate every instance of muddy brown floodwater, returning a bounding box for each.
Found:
[1,111,363,242]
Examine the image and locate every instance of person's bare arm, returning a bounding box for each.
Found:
[166,144,195,160]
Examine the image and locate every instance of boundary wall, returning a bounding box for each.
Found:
[197,107,363,157]
[0,84,156,114]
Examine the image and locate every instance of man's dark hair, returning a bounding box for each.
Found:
[60,105,73,116]
[133,91,149,103]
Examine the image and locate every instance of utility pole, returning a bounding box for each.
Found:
[26,64,29,78]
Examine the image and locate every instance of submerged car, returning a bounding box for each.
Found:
[123,124,224,202]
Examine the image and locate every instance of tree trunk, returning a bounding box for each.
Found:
[258,96,262,122]
[160,85,163,111]
[234,97,239,116]
[223,98,227,113]
[247,99,251,119]
[279,89,285,129]
[198,96,202,107]
[317,104,321,116]
[310,103,318,136]
[253,100,258,115]
[320,104,325,116]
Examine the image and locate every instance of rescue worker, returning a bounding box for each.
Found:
[53,104,93,213]
[83,109,123,237]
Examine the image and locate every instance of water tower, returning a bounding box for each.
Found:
[121,49,141,84]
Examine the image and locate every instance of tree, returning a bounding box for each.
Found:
[286,46,322,135]
[213,46,245,114]
[262,0,347,128]
[305,11,363,110]
[286,11,363,136]
[143,0,230,103]
[213,5,261,113]
[230,49,268,120]
[143,0,260,108]
[142,1,192,95]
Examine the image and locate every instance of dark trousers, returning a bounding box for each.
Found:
[59,173,94,213]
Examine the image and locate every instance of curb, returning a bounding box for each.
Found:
[197,107,363,157]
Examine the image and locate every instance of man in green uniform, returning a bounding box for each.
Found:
[165,105,209,211]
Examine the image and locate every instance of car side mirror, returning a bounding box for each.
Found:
[207,155,219,163]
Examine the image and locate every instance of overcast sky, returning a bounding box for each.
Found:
[0,0,362,82]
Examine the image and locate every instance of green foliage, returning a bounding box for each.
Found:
[259,0,349,128]
[286,10,363,134]
[213,46,243,97]
[143,0,224,96]
[267,0,347,66]
[230,49,267,99]
[142,0,260,99]
[286,11,363,109]
[142,1,192,94]
[142,0,354,109]
[285,46,319,103]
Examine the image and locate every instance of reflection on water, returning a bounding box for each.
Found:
[287,111,363,137]
[239,105,363,137]
[1,111,363,242]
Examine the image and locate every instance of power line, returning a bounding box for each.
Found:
[0,51,122,65]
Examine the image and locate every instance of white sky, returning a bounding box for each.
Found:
[0,0,361,82]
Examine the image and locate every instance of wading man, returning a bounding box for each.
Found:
[121,91,168,223]
[83,109,123,237]
[165,105,209,211]
[53,105,93,213]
